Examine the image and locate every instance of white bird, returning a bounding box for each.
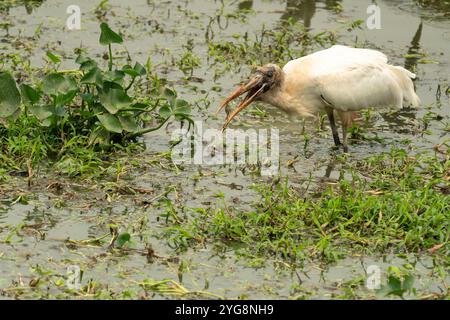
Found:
[217,45,420,152]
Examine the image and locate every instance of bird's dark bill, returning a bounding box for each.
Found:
[221,84,266,130]
[216,75,265,131]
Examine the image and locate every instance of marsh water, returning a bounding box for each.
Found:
[0,0,448,298]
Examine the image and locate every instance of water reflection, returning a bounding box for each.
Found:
[380,22,425,128]
[404,22,423,78]
[279,0,342,27]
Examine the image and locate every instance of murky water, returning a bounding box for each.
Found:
[0,0,448,299]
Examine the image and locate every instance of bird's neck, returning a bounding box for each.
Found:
[260,78,295,114]
[260,74,315,117]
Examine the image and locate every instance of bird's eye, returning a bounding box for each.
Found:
[266,70,273,78]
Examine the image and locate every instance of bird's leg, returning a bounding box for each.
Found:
[339,111,354,153]
[325,107,341,147]
[342,123,349,153]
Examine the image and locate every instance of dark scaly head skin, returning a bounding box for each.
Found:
[217,64,283,130]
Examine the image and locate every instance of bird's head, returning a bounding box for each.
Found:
[217,64,283,130]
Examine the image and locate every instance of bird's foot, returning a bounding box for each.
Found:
[331,143,349,153]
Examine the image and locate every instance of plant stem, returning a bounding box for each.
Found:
[126,116,171,139]
[108,44,113,71]
[125,77,136,92]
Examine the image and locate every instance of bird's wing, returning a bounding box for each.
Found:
[283,46,414,112]
[283,45,388,74]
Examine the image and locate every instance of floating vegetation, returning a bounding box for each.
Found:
[162,149,449,265]
[0,23,192,177]
[0,0,448,301]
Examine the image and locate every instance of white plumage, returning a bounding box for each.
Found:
[219,45,421,152]
[283,45,420,112]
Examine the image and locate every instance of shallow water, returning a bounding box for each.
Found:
[0,0,448,299]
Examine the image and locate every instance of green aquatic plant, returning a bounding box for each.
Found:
[0,23,192,175]
[165,148,449,264]
[377,266,416,299]
[207,18,337,76]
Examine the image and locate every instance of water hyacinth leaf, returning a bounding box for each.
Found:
[75,55,90,65]
[117,232,131,247]
[97,113,123,133]
[118,116,140,133]
[9,108,22,123]
[0,72,21,118]
[42,74,77,96]
[175,99,188,108]
[133,62,146,76]
[79,60,98,72]
[20,84,41,105]
[99,87,132,114]
[164,87,176,99]
[92,103,106,115]
[103,70,125,85]
[99,22,123,45]
[76,54,98,72]
[122,65,140,78]
[54,91,77,108]
[102,81,123,90]
[29,105,53,120]
[174,99,191,116]
[81,67,103,87]
[46,51,61,64]
[131,102,149,111]
[42,74,65,95]
[158,105,172,119]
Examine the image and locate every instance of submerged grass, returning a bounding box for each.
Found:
[207,17,364,77]
[0,0,448,300]
[165,148,449,264]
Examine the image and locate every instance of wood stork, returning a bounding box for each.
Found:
[217,45,420,152]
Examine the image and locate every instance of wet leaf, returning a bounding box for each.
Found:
[0,72,21,118]
[119,115,140,133]
[79,59,98,72]
[117,232,131,247]
[75,55,91,65]
[20,84,41,105]
[55,90,77,108]
[164,88,176,101]
[99,22,123,45]
[133,62,146,76]
[81,67,104,87]
[97,113,123,133]
[174,99,191,116]
[42,74,77,96]
[46,51,61,64]
[29,105,53,120]
[158,105,172,119]
[99,87,132,114]
[103,70,125,83]
[122,65,140,78]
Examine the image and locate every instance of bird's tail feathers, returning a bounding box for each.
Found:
[394,66,416,79]
[391,66,421,108]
